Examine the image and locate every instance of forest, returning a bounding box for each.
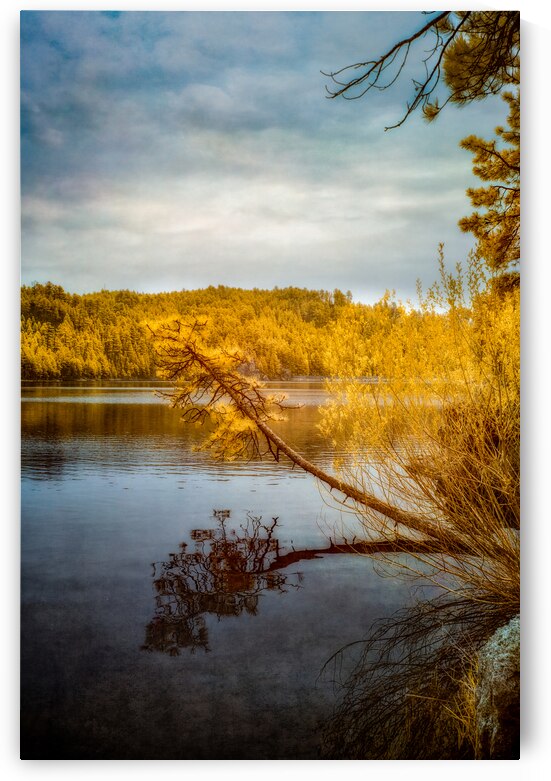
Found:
[21,281,409,381]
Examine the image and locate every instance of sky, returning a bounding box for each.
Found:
[20,9,510,303]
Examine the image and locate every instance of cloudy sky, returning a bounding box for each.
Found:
[20,10,508,302]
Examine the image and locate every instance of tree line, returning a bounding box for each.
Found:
[21,282,362,380]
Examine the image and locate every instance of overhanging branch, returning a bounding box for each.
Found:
[151,320,471,551]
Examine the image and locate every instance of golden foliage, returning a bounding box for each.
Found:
[21,284,350,380]
[320,250,519,617]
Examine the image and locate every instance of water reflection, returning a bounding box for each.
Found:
[142,510,415,656]
[21,398,338,481]
[142,511,300,655]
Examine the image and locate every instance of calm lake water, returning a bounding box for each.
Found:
[21,381,421,759]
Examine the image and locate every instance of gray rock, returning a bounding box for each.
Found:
[476,615,520,759]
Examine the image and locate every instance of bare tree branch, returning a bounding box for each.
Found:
[322,11,519,130]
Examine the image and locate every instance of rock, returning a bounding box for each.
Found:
[475,615,520,759]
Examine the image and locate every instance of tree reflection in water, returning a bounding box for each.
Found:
[142,512,442,656]
[142,511,300,655]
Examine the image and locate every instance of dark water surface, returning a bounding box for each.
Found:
[21,382,417,759]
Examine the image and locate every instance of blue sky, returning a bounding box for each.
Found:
[20,10,509,302]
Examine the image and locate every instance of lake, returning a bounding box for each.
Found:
[21,381,422,759]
